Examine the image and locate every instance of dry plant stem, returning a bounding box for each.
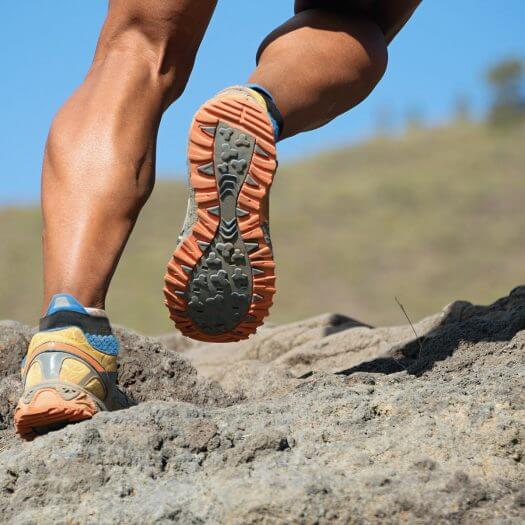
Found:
[395,296,424,363]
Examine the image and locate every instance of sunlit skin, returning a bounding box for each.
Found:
[41,0,420,312]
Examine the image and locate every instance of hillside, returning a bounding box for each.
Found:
[1,121,524,334]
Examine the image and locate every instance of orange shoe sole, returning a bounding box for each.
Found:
[164,95,277,342]
[14,387,98,441]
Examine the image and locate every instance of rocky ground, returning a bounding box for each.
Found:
[0,288,524,524]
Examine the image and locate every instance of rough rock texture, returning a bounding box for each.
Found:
[1,288,524,524]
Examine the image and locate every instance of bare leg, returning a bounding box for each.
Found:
[249,2,420,138]
[41,0,217,311]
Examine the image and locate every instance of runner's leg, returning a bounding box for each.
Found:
[249,1,420,138]
[42,0,217,311]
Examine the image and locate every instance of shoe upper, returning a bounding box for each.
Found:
[21,294,130,411]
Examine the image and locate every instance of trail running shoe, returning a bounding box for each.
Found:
[14,294,131,440]
[164,87,279,342]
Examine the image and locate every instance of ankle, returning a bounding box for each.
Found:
[246,84,283,140]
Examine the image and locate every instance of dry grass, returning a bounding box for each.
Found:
[1,121,524,333]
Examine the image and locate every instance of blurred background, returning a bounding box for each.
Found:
[1,1,525,334]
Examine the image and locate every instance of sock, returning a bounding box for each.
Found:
[245,84,283,140]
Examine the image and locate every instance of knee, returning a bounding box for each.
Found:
[96,2,213,106]
[260,9,388,99]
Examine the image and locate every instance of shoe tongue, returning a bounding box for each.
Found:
[45,294,88,316]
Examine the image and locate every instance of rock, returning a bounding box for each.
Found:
[0,289,524,523]
[154,331,196,353]
[113,327,230,407]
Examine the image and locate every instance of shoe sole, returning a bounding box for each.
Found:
[14,386,98,441]
[164,95,277,342]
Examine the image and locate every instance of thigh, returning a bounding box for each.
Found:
[294,0,420,42]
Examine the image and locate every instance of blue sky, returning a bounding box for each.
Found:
[1,1,524,204]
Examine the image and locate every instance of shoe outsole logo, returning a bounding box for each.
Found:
[164,96,277,342]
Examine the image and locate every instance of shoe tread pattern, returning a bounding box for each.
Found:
[164,96,277,342]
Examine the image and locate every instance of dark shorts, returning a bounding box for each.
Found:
[295,0,379,13]
[294,0,420,42]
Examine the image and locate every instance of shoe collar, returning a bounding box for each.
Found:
[45,294,88,316]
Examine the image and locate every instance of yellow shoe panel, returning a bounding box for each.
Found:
[27,327,117,372]
[59,357,91,384]
[25,361,43,388]
[85,377,106,400]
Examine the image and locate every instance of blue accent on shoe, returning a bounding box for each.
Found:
[45,294,87,316]
[246,83,282,140]
[267,114,281,141]
[85,333,120,356]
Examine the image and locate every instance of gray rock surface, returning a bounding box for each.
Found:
[1,288,524,524]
